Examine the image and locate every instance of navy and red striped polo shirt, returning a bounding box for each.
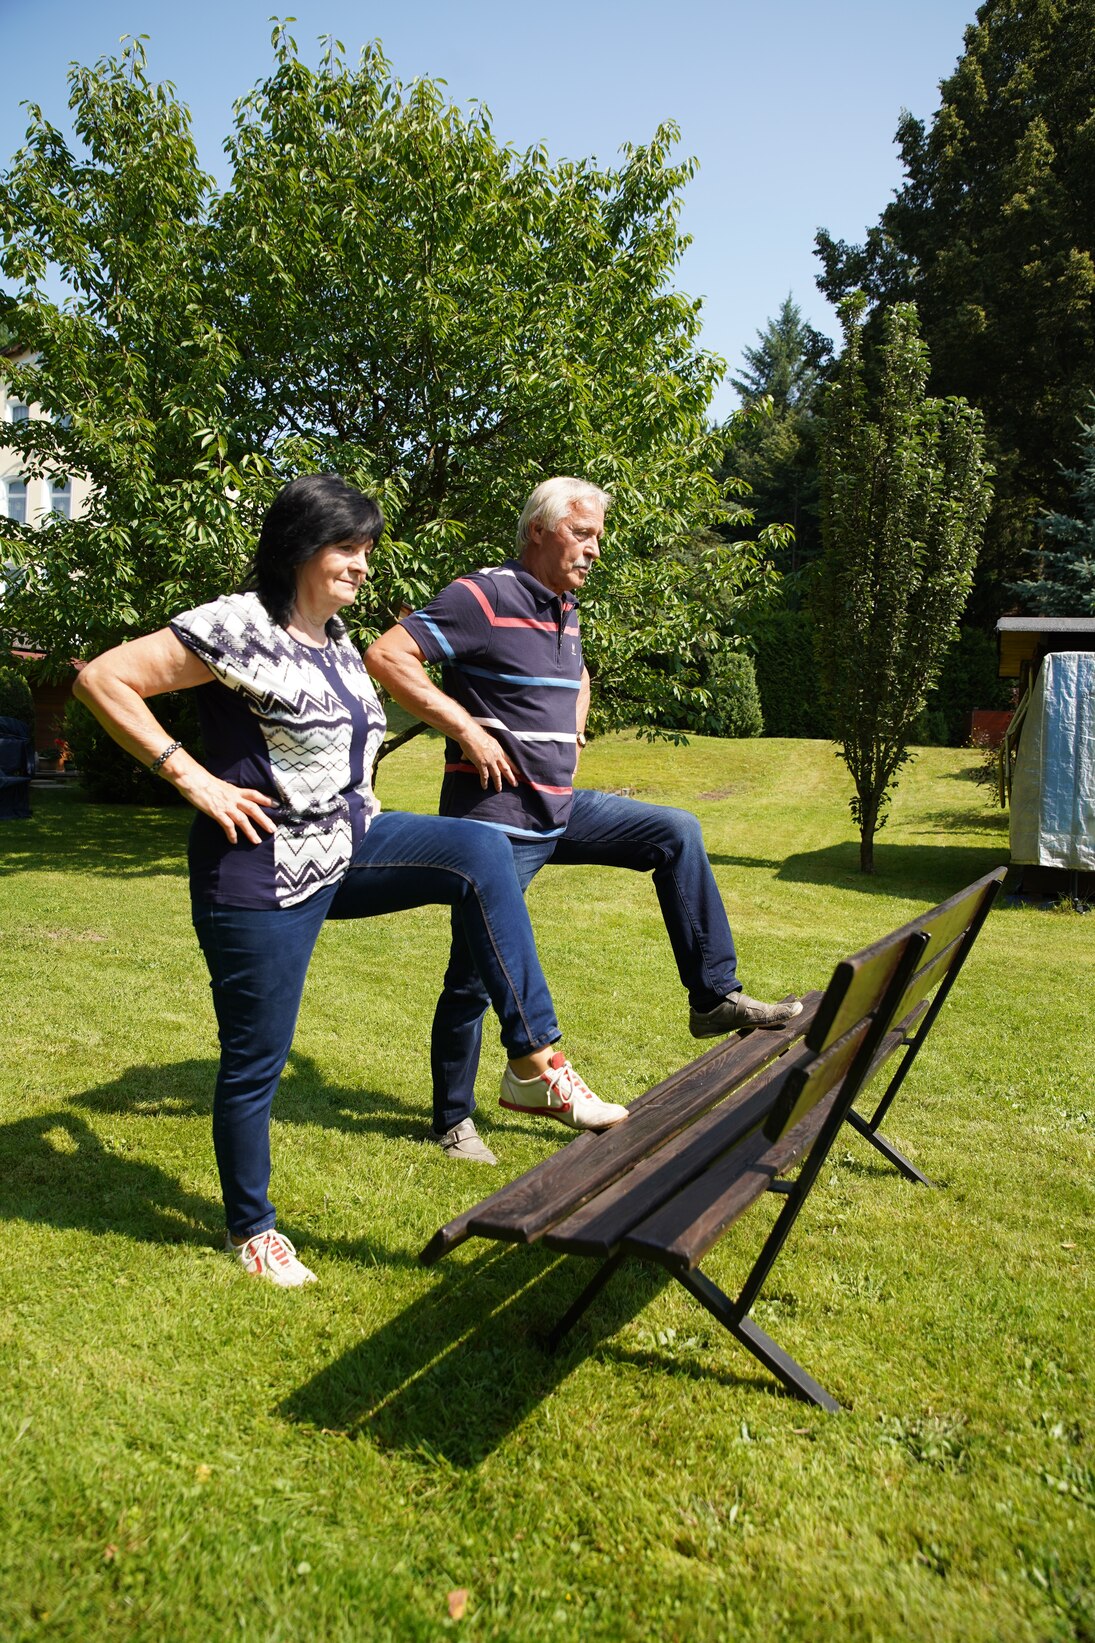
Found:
[401,560,582,838]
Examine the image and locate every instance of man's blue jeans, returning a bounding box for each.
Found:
[430,789,741,1133]
[193,810,561,1237]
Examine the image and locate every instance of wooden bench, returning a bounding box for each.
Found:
[421,869,1005,1411]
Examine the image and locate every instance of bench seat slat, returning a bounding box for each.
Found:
[419,994,821,1264]
[625,1089,840,1273]
[541,1046,815,1257]
[542,995,926,1262]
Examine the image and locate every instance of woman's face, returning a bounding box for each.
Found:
[295,537,374,615]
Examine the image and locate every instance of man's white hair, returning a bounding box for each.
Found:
[516,476,613,551]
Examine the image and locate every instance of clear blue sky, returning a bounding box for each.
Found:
[0,0,976,420]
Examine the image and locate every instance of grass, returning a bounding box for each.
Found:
[0,734,1092,1642]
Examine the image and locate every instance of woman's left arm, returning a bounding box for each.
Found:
[73,629,277,844]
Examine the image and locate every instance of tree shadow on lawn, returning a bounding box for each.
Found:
[0,791,190,878]
[280,1244,780,1468]
[709,840,1009,902]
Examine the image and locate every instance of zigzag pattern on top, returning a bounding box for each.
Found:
[173,592,387,907]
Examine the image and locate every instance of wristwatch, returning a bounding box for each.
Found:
[576,732,588,748]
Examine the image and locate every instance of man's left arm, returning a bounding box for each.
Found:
[575,666,590,777]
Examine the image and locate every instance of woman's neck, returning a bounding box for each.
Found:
[286,600,332,648]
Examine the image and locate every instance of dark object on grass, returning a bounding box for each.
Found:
[0,714,35,820]
[421,869,1005,1411]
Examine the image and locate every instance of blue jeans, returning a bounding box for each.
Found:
[192,810,560,1237]
[430,789,741,1132]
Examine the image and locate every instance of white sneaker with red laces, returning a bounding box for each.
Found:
[499,1052,628,1131]
[226,1229,316,1288]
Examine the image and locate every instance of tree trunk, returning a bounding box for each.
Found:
[858,791,878,874]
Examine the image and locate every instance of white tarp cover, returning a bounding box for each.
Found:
[1010,650,1095,869]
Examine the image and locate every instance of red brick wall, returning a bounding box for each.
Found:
[32,677,74,752]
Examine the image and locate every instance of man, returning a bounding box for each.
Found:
[366,476,801,1164]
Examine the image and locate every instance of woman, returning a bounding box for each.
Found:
[74,474,626,1287]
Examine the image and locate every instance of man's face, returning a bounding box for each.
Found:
[522,498,605,596]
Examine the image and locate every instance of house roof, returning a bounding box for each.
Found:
[996,616,1095,678]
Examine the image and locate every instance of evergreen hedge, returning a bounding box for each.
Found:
[0,665,34,727]
[749,609,831,738]
[64,693,203,805]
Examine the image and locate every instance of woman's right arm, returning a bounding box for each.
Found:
[73,628,276,844]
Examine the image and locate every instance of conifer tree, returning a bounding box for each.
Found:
[1010,400,1095,615]
[816,0,1095,603]
[721,296,831,571]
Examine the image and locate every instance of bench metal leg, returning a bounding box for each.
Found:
[545,1250,626,1354]
[677,1266,841,1412]
[846,1109,935,1187]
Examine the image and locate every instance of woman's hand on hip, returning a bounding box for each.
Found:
[173,766,277,844]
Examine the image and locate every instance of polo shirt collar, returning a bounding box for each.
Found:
[505,558,577,610]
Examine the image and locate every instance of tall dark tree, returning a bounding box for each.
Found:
[720,296,831,573]
[816,0,1095,611]
[814,298,993,872]
[1010,397,1095,614]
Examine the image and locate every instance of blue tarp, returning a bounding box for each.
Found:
[1010,651,1095,871]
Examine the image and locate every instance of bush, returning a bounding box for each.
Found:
[706,651,765,738]
[0,665,34,727]
[917,626,1014,745]
[65,693,204,805]
[652,650,765,739]
[749,609,832,738]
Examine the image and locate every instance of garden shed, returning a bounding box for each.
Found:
[997,617,1095,899]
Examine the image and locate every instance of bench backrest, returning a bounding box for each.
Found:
[763,868,1005,1143]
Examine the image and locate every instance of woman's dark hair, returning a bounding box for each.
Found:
[245,474,385,631]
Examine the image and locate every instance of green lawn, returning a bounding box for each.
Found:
[1,736,1091,1642]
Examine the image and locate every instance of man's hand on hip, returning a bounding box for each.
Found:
[459,725,517,792]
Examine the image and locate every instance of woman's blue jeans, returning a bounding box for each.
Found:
[192,810,560,1237]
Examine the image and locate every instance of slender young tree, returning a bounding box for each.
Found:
[814,297,993,872]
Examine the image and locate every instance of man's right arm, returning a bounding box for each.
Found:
[365,625,517,793]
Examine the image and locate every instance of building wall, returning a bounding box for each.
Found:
[10,656,77,754]
[2,351,88,754]
[0,348,92,526]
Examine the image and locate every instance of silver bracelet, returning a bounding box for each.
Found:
[150,740,183,775]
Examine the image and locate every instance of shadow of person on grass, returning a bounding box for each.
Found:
[47,1055,448,1269]
[0,1108,218,1245]
[73,1051,436,1148]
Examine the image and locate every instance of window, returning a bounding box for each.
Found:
[1,479,27,523]
[5,401,29,423]
[48,478,72,519]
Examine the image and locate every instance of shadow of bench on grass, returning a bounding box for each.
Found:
[279,1244,780,1468]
